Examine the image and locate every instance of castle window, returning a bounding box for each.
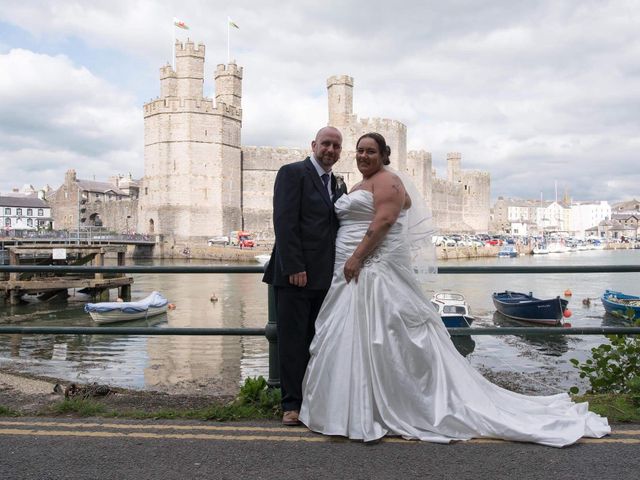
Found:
[145,187,148,195]
[205,129,208,136]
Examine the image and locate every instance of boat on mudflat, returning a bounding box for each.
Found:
[85,291,169,324]
[601,290,640,318]
[492,291,569,325]
[430,291,475,327]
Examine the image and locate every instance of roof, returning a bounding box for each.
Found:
[0,196,49,208]
[77,179,127,196]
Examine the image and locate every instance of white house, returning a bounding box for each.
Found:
[570,201,611,239]
[0,195,52,232]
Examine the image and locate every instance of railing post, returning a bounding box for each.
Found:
[265,281,280,388]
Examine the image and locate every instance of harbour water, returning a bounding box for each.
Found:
[0,248,638,396]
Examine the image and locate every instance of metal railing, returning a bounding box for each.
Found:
[1,264,640,388]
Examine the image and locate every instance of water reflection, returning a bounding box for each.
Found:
[1,249,638,394]
[451,335,476,357]
[492,312,569,356]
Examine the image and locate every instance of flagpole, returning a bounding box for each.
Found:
[227,17,230,63]
[172,23,176,71]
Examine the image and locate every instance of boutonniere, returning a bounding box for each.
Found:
[335,174,345,191]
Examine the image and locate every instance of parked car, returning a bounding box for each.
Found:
[208,236,230,246]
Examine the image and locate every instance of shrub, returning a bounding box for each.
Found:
[569,316,640,394]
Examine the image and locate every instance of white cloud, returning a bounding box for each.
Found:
[0,0,639,202]
[0,48,142,191]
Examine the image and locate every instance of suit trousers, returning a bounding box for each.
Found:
[274,286,329,411]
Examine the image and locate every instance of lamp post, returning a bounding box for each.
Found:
[77,184,81,245]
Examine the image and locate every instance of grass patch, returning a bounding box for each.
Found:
[0,405,21,417]
[574,393,640,422]
[50,397,108,416]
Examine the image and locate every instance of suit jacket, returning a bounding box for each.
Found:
[263,157,348,290]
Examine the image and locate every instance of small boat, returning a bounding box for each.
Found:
[601,290,640,318]
[430,291,475,327]
[532,244,549,254]
[492,291,569,325]
[497,245,518,257]
[547,242,570,253]
[85,291,169,324]
[254,254,271,266]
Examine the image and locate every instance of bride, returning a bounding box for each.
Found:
[298,132,610,447]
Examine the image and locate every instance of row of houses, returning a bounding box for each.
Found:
[491,197,640,240]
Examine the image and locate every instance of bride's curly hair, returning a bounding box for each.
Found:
[356,132,391,165]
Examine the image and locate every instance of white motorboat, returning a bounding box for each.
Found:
[254,254,271,266]
[85,291,169,324]
[430,291,475,328]
[532,245,549,254]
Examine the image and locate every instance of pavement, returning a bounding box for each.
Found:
[1,417,639,480]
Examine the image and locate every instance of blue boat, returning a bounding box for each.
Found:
[497,245,518,257]
[430,291,475,327]
[601,290,640,319]
[492,291,569,325]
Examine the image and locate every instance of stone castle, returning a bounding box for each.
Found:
[51,39,490,244]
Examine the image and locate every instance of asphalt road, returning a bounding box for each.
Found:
[1,418,638,480]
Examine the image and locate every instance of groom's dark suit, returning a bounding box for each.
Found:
[263,157,347,412]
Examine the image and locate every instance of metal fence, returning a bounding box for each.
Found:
[1,264,640,388]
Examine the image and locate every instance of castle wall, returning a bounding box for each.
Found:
[241,146,311,239]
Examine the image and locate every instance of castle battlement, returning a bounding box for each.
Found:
[216,62,243,78]
[358,117,407,131]
[143,97,242,120]
[160,64,177,79]
[175,39,205,57]
[144,97,214,113]
[327,75,354,88]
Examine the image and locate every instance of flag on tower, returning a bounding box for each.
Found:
[228,17,239,29]
[173,17,189,30]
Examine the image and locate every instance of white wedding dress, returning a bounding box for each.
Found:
[299,190,610,447]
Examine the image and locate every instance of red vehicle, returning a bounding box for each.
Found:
[232,230,255,248]
[486,238,503,246]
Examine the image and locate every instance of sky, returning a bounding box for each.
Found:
[0,0,638,203]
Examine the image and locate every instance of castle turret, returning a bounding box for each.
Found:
[175,40,205,98]
[159,64,177,98]
[327,75,354,128]
[215,63,243,108]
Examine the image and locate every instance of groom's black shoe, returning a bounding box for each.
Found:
[282,410,301,426]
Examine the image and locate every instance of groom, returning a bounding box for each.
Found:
[263,126,346,425]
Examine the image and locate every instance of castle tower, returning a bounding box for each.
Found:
[139,41,243,243]
[327,75,354,128]
[214,63,244,235]
[215,63,243,108]
[447,152,462,183]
